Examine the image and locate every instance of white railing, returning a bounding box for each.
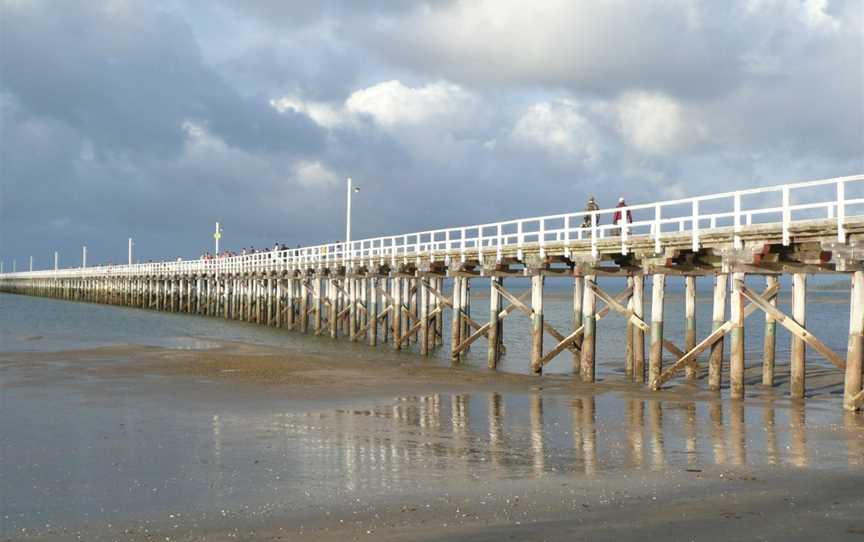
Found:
[3,174,863,280]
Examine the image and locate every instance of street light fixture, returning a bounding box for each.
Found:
[346,177,361,245]
[214,222,223,255]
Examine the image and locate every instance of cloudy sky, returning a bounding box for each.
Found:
[1,0,861,267]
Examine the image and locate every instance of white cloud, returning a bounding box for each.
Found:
[270,96,342,128]
[615,91,706,155]
[510,100,603,164]
[345,80,476,127]
[293,160,339,188]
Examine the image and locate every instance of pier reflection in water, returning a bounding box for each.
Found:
[265,393,862,493]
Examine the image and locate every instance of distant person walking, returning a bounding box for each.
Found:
[582,196,600,228]
[613,197,633,236]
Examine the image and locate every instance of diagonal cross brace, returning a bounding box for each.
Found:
[397,306,443,347]
[539,286,633,366]
[739,283,846,370]
[652,282,780,389]
[492,281,578,350]
[850,388,864,409]
[426,281,486,332]
[587,282,685,359]
[452,290,530,355]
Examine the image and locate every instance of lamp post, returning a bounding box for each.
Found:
[346,178,360,246]
[29,256,33,272]
[213,222,223,255]
[82,246,87,268]
[55,251,58,270]
[128,238,134,266]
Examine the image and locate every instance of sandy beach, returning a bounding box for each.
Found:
[2,339,864,541]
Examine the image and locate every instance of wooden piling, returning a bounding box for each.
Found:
[312,276,322,334]
[572,275,584,373]
[625,276,634,378]
[708,274,728,391]
[632,274,645,382]
[844,271,864,411]
[730,272,746,400]
[487,276,503,369]
[435,277,444,345]
[648,274,666,386]
[530,274,544,375]
[420,277,429,355]
[369,276,378,346]
[684,275,697,380]
[762,275,778,386]
[790,273,807,399]
[460,278,471,350]
[450,277,462,362]
[299,277,309,334]
[580,275,597,382]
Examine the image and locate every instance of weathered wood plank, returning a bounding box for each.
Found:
[740,283,845,371]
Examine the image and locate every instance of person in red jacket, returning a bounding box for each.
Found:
[613,197,633,236]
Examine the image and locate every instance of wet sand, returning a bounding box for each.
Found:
[2,341,864,541]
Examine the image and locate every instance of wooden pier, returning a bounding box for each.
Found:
[3,174,864,411]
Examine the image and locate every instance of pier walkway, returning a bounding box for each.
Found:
[3,174,864,411]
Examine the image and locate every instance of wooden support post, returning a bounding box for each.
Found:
[369,276,378,346]
[572,275,584,373]
[684,275,697,380]
[791,273,807,399]
[349,278,358,341]
[299,278,309,333]
[274,279,282,327]
[461,278,471,350]
[487,276,503,369]
[420,278,429,355]
[393,276,403,350]
[312,277,322,335]
[286,279,295,330]
[530,274,544,375]
[845,271,864,411]
[450,277,462,362]
[649,274,666,387]
[762,275,778,386]
[625,276,634,378]
[436,277,444,345]
[381,278,390,343]
[326,279,336,338]
[400,278,410,346]
[730,272,746,400]
[708,274,728,391]
[632,274,645,382]
[266,278,274,326]
[580,275,597,382]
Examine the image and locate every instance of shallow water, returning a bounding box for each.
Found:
[0,288,860,537]
[2,374,863,536]
[0,277,851,376]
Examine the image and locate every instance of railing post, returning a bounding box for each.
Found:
[837,178,846,243]
[539,218,545,258]
[653,204,662,254]
[590,213,598,258]
[782,185,791,246]
[496,224,503,262]
[517,221,524,260]
[691,199,700,253]
[733,192,742,249]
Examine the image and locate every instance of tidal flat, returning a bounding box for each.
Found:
[1,293,863,541]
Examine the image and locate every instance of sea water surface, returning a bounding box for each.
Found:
[0,280,859,537]
[0,275,852,375]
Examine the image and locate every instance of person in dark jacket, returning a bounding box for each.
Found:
[582,196,599,228]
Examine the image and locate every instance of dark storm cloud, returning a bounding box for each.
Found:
[0,0,861,270]
[0,1,323,154]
